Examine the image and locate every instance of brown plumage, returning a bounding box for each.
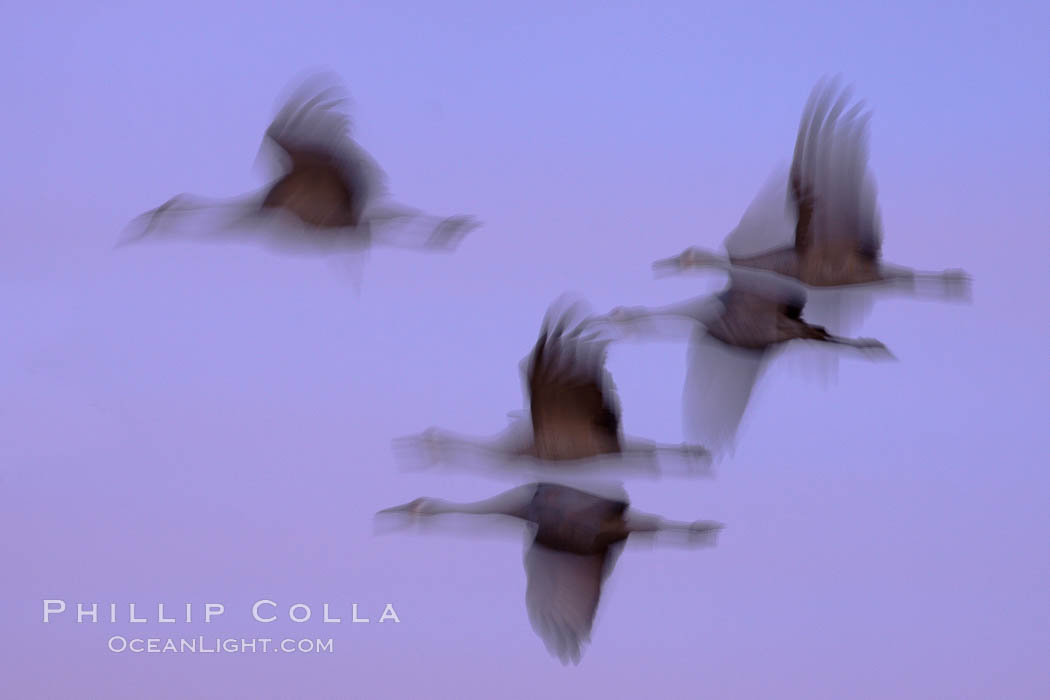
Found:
[378,481,721,664]
[121,74,476,256]
[253,78,380,229]
[526,301,623,461]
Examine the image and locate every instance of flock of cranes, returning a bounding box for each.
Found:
[122,73,970,665]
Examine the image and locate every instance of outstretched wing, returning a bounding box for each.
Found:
[523,541,623,665]
[524,295,623,461]
[790,78,882,260]
[682,326,768,456]
[722,166,797,259]
[261,74,388,222]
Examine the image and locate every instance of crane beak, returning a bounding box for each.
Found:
[377,501,417,515]
[652,255,684,277]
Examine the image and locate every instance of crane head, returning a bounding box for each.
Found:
[652,246,727,277]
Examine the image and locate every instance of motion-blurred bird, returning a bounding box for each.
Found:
[654,78,970,299]
[395,295,710,478]
[589,268,891,454]
[120,73,478,266]
[378,481,722,664]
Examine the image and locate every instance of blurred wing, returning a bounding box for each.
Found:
[261,74,388,213]
[682,327,768,456]
[524,542,623,665]
[524,295,623,460]
[723,166,797,258]
[691,270,802,441]
[791,79,882,259]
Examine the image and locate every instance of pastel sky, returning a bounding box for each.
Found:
[1,1,1047,698]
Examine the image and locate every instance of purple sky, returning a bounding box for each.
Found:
[2,1,1048,698]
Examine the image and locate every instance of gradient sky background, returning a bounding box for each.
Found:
[1,1,1048,698]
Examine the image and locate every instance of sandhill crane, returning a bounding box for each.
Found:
[378,481,722,664]
[120,74,478,263]
[588,268,891,454]
[654,78,970,300]
[395,295,710,478]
